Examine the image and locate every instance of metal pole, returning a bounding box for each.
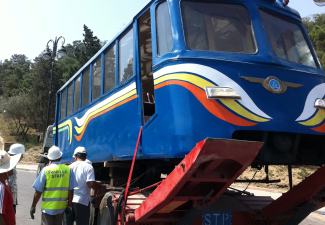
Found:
[45,36,65,130]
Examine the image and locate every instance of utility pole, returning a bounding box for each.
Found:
[45,36,65,129]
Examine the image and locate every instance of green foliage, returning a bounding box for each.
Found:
[61,25,102,70]
[303,14,325,67]
[0,54,31,97]
[0,25,102,139]
[57,56,80,82]
[82,25,102,64]
[1,94,32,139]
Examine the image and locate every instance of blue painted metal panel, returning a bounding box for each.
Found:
[55,0,325,164]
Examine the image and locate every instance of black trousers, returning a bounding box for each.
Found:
[42,212,64,225]
[72,202,90,225]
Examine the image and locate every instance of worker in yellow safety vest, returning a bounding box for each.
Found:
[30,146,77,225]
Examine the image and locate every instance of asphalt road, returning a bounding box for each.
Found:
[15,169,324,225]
[16,170,41,225]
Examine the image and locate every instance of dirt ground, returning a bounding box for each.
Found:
[20,145,42,164]
[238,165,318,191]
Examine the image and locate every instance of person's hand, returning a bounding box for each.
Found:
[30,206,36,219]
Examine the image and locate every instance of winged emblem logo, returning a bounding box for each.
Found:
[241,76,303,94]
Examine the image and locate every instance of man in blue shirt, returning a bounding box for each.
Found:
[30,146,77,225]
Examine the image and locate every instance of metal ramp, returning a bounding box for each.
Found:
[120,138,325,225]
[260,166,325,225]
[131,138,263,224]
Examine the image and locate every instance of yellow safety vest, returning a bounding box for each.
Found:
[41,164,70,211]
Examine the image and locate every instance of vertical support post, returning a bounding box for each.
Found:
[265,165,269,182]
[288,165,293,190]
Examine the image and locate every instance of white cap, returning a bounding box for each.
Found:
[73,146,87,157]
[46,146,63,161]
[0,150,21,173]
[8,143,25,155]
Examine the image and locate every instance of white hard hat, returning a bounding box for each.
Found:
[8,143,25,155]
[46,146,63,161]
[73,146,87,157]
[0,150,21,173]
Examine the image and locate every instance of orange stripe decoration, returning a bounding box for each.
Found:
[74,95,137,142]
[155,80,256,127]
[312,122,325,133]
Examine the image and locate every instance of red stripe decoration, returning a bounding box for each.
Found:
[155,80,256,127]
[312,122,325,133]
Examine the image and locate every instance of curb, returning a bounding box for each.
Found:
[16,164,38,172]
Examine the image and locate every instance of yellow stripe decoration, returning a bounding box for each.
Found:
[74,89,137,135]
[299,109,325,126]
[219,99,269,122]
[155,73,213,87]
[155,73,269,123]
[54,120,73,144]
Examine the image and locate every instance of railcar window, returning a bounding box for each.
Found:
[156,2,172,55]
[60,89,67,120]
[119,29,134,83]
[182,2,256,53]
[104,45,116,93]
[82,68,90,107]
[92,57,101,100]
[67,84,73,116]
[74,76,81,112]
[260,11,317,68]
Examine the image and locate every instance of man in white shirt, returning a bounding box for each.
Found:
[69,146,97,225]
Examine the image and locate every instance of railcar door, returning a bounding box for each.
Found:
[138,10,155,124]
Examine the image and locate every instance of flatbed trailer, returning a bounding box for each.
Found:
[97,138,325,225]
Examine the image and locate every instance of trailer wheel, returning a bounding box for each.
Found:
[97,192,115,225]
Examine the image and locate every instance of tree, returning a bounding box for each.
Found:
[0,55,31,97]
[81,24,101,64]
[59,25,102,81]
[303,14,325,67]
[0,24,103,136]
[1,94,33,139]
[29,53,64,130]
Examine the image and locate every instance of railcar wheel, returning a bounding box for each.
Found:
[97,192,115,225]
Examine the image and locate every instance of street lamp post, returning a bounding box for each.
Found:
[45,36,65,129]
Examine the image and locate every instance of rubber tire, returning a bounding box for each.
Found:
[97,193,115,225]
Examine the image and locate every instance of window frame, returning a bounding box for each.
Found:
[104,43,117,93]
[81,67,90,107]
[259,8,319,68]
[118,27,135,84]
[66,82,74,116]
[59,88,67,121]
[155,1,173,56]
[73,75,81,113]
[180,0,258,54]
[91,57,102,101]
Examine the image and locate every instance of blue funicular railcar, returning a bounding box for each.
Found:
[55,0,325,187]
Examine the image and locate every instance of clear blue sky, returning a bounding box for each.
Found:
[0,0,323,61]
